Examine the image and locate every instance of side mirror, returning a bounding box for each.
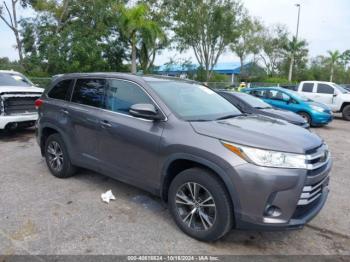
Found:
[129,103,163,121]
[333,93,337,97]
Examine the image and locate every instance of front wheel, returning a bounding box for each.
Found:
[298,112,312,125]
[168,168,233,241]
[342,105,350,121]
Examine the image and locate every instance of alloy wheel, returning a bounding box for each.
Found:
[47,141,64,172]
[175,182,216,231]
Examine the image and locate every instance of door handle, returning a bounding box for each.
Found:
[100,120,112,128]
[60,109,69,115]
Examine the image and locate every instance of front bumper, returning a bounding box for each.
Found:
[0,113,38,129]
[231,158,332,231]
[311,111,333,126]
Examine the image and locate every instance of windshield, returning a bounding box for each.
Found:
[147,81,241,121]
[235,93,272,109]
[0,73,33,87]
[334,84,349,94]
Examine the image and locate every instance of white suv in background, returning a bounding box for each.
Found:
[297,81,350,120]
[0,70,44,130]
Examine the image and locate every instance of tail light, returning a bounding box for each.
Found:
[35,99,43,109]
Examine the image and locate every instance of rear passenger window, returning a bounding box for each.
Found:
[302,83,314,92]
[104,79,153,114]
[72,79,106,108]
[48,79,73,100]
[317,84,334,94]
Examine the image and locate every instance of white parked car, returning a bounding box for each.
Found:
[296,81,350,120]
[0,70,44,130]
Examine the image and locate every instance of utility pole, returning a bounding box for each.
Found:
[295,4,301,40]
[288,3,301,82]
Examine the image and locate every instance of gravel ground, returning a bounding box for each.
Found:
[0,117,349,255]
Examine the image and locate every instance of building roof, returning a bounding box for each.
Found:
[156,62,246,75]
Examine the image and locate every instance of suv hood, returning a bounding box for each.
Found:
[0,85,44,94]
[190,115,322,154]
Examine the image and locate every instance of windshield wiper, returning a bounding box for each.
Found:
[215,114,242,120]
[254,106,271,109]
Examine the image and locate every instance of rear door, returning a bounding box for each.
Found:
[315,83,336,110]
[98,78,165,189]
[299,82,315,100]
[68,78,107,169]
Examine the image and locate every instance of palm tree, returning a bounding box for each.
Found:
[285,37,307,82]
[119,4,162,74]
[327,50,342,82]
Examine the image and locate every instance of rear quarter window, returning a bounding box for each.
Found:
[48,79,73,100]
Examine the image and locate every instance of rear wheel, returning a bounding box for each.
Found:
[45,133,76,178]
[298,112,312,125]
[168,168,233,241]
[342,105,350,121]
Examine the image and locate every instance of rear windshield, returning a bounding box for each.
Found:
[234,93,272,109]
[0,73,33,87]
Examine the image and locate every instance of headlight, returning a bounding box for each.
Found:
[222,141,307,169]
[310,105,325,112]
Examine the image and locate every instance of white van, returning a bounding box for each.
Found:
[296,81,350,120]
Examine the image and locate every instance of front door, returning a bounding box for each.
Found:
[315,83,336,110]
[98,78,165,189]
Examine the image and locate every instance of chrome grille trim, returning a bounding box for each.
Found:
[297,176,328,206]
[304,144,330,170]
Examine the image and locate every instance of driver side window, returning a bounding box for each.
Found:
[104,79,153,115]
[317,84,334,94]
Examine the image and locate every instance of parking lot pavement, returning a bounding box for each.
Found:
[0,118,349,255]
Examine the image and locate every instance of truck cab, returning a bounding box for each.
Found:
[297,81,350,120]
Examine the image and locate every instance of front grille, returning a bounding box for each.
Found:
[297,176,329,206]
[305,144,330,170]
[2,96,39,115]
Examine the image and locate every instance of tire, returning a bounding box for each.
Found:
[298,112,312,126]
[342,105,350,121]
[44,133,76,178]
[168,168,233,242]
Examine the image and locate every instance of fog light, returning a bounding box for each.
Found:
[265,206,282,217]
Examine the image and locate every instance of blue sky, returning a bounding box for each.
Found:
[1,0,349,65]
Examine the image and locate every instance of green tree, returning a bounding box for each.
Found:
[283,36,308,82]
[230,15,263,78]
[327,50,342,82]
[169,0,244,81]
[259,24,289,76]
[20,0,127,75]
[119,3,164,74]
[0,0,32,66]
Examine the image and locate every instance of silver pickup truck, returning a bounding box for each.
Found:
[0,70,43,130]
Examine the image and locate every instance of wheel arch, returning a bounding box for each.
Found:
[160,153,241,219]
[340,102,350,112]
[39,123,68,156]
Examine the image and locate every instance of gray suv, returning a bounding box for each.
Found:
[36,73,331,241]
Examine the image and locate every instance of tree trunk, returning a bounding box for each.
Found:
[131,34,137,74]
[239,57,244,80]
[11,0,23,65]
[330,64,334,82]
[288,54,294,82]
[14,30,24,64]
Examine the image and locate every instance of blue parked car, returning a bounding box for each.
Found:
[242,87,333,126]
